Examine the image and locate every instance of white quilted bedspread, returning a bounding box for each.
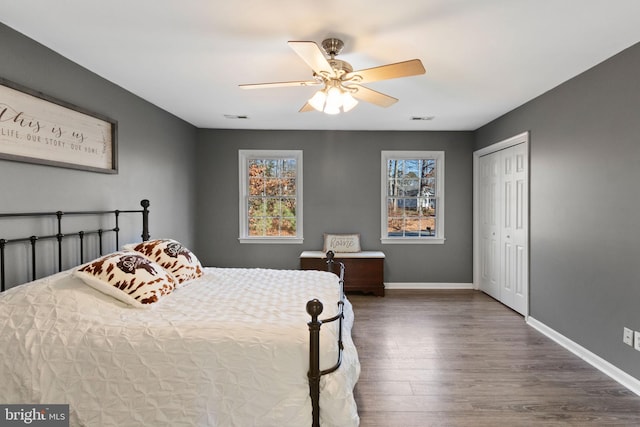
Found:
[0,267,360,427]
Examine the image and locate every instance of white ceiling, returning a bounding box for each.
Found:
[1,1,639,131]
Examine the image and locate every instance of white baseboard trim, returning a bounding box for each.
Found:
[527,317,640,396]
[384,282,474,290]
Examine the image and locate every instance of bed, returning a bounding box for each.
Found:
[0,200,360,426]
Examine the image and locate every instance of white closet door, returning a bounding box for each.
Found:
[478,142,528,316]
[478,153,501,299]
[503,143,528,314]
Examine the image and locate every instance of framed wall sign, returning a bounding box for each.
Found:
[323,233,362,253]
[0,78,117,173]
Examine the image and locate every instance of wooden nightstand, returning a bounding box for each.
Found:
[300,251,385,296]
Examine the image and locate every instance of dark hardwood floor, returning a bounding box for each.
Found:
[348,290,640,426]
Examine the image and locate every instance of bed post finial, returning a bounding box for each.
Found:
[307,298,323,427]
[306,298,324,319]
[325,250,335,274]
[140,199,150,241]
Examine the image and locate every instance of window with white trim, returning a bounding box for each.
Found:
[381,151,445,244]
[239,150,303,244]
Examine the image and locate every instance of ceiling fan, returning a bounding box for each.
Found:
[239,38,426,114]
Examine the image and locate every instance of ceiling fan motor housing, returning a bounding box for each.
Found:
[321,38,344,56]
[319,39,353,78]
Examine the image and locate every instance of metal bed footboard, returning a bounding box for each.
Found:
[0,199,150,292]
[307,250,346,427]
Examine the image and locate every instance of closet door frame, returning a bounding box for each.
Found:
[473,131,530,317]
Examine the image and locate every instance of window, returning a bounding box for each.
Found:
[381,151,445,244]
[239,150,303,243]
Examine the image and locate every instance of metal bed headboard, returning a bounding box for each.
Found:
[0,199,150,292]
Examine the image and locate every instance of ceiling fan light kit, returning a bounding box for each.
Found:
[240,38,426,115]
[308,81,359,114]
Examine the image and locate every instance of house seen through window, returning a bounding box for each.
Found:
[381,151,445,244]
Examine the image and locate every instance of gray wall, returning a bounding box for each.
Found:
[195,129,474,283]
[475,42,640,380]
[0,23,198,279]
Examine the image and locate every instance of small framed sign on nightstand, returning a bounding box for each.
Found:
[323,233,361,253]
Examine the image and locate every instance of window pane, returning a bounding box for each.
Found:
[387,198,398,216]
[281,178,296,196]
[386,178,397,197]
[248,217,266,236]
[428,198,437,212]
[255,217,297,237]
[248,177,263,196]
[281,159,297,178]
[399,198,415,215]
[248,198,265,216]
[404,159,420,178]
[422,216,435,235]
[399,178,419,196]
[281,197,296,217]
[417,199,431,216]
[387,159,401,179]
[387,217,404,236]
[265,218,280,236]
[264,199,279,216]
[263,160,279,177]
[405,218,421,236]
[420,177,435,197]
[405,201,419,218]
[421,159,436,178]
[249,159,264,176]
[263,178,280,196]
[280,218,296,236]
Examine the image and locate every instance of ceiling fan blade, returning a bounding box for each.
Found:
[239,80,321,89]
[288,41,335,78]
[299,102,315,113]
[350,84,398,107]
[345,59,425,84]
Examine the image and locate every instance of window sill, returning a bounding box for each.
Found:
[381,237,445,245]
[239,237,304,244]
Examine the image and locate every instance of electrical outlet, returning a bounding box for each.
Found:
[635,331,640,351]
[623,327,634,346]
